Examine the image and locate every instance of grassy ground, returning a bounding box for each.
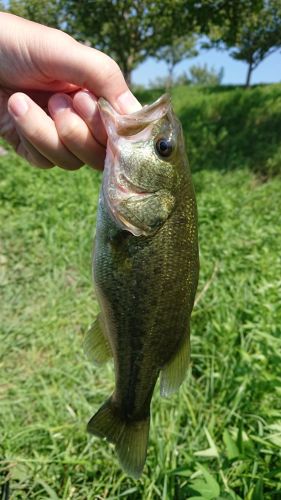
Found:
[0,84,281,499]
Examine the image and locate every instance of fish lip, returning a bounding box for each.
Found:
[98,93,171,118]
[98,94,172,136]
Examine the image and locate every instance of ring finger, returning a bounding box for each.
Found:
[16,134,55,169]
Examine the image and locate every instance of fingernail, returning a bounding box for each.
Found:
[73,91,97,120]
[8,95,29,118]
[49,94,70,114]
[116,90,142,114]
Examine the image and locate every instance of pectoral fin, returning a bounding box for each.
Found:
[118,190,175,236]
[83,313,112,364]
[160,333,190,397]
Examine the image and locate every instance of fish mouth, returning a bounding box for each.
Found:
[101,140,154,235]
[98,94,170,198]
[98,94,171,235]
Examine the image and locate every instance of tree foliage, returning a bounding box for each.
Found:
[6,0,62,28]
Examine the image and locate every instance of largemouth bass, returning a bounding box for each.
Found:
[84,94,199,478]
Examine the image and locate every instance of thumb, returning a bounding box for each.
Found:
[42,33,141,114]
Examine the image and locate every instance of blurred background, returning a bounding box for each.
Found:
[0,1,281,499]
[0,0,280,88]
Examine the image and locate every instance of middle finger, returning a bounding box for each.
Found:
[48,93,105,170]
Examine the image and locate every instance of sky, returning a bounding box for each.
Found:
[132,48,281,87]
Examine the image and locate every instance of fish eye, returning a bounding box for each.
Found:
[155,138,173,158]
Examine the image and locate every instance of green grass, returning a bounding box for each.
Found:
[1,84,281,499]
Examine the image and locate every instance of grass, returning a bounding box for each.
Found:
[0,84,281,499]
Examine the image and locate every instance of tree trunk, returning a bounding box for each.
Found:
[121,54,134,87]
[166,64,174,90]
[123,68,132,86]
[245,61,253,88]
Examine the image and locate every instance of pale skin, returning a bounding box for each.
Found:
[0,12,141,170]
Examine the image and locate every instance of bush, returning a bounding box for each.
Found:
[188,63,224,86]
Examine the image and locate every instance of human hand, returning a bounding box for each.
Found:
[0,12,141,170]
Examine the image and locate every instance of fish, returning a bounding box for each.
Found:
[84,94,199,478]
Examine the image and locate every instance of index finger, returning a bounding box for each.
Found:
[38,31,142,114]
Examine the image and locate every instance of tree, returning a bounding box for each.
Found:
[152,0,263,88]
[155,35,197,88]
[208,0,281,87]
[230,0,281,86]
[5,0,62,28]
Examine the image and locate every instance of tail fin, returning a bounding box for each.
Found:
[87,398,150,479]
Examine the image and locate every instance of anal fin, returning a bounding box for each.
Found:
[160,333,190,397]
[83,313,112,364]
